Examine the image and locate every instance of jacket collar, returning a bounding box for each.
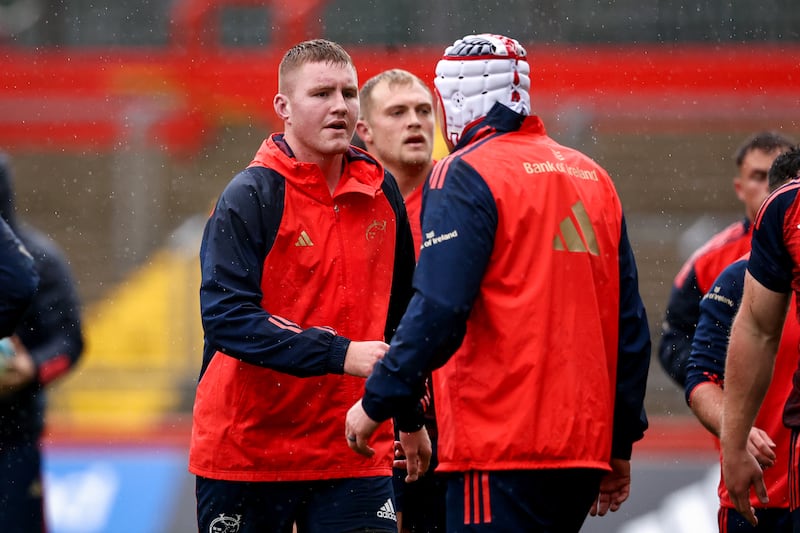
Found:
[455,102,544,151]
[249,134,385,203]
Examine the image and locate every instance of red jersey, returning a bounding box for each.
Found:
[675,220,752,294]
[404,185,422,259]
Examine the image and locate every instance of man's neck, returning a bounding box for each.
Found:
[387,162,433,199]
[319,155,346,195]
[282,133,345,194]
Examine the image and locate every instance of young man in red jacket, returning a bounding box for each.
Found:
[346,33,651,532]
[190,39,428,533]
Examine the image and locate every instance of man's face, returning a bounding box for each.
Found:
[275,61,359,159]
[358,80,434,170]
[735,147,786,221]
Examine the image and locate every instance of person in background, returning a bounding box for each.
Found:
[357,69,434,255]
[721,146,800,527]
[357,68,445,533]
[189,39,427,533]
[0,217,37,337]
[686,147,800,532]
[345,33,651,532]
[659,132,794,387]
[0,152,84,533]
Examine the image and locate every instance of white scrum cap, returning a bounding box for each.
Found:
[434,34,531,147]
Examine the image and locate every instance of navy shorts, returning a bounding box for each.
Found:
[196,475,397,533]
[393,467,447,532]
[444,469,603,532]
[393,416,446,532]
[717,507,792,532]
[0,437,45,533]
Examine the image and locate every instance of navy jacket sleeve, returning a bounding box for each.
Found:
[612,216,652,460]
[380,171,421,431]
[362,158,497,424]
[684,259,746,404]
[16,227,84,385]
[0,219,37,338]
[199,168,351,378]
[658,267,702,387]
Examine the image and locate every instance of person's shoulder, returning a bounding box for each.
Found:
[693,219,750,260]
[701,258,746,310]
[223,164,286,198]
[17,224,66,262]
[714,257,748,289]
[756,180,800,228]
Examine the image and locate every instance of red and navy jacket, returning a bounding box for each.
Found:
[659,218,751,386]
[362,103,651,472]
[748,179,800,428]
[189,134,416,482]
[686,256,795,509]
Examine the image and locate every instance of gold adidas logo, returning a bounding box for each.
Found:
[295,230,314,247]
[553,201,599,255]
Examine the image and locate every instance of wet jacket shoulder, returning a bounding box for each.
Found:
[0,218,37,337]
[749,181,800,293]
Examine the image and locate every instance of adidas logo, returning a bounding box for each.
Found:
[376,498,397,521]
[295,230,314,247]
[552,200,599,255]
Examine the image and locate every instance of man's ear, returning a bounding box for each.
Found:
[274,94,290,121]
[355,120,372,144]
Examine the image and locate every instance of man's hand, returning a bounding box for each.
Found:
[747,427,776,469]
[345,399,381,457]
[589,458,631,516]
[722,446,766,526]
[394,428,432,483]
[343,341,389,378]
[0,336,36,397]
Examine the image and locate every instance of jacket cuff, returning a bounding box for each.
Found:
[611,439,634,461]
[325,336,350,374]
[362,393,425,432]
[394,405,426,433]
